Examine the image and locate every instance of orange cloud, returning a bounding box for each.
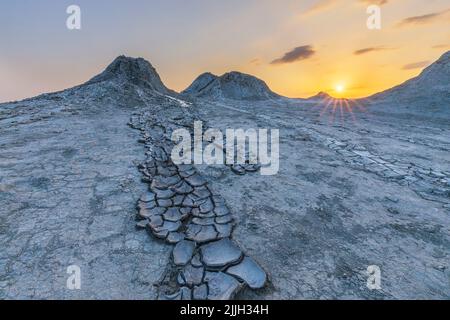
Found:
[432,44,450,49]
[397,9,450,27]
[402,60,430,70]
[249,58,262,66]
[358,0,388,5]
[302,0,339,16]
[353,46,395,55]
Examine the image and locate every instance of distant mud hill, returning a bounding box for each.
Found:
[370,51,450,105]
[182,71,281,101]
[86,55,174,95]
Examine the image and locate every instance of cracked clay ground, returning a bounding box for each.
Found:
[0,103,169,299]
[195,98,450,299]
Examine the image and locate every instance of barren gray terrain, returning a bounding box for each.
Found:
[0,88,170,299]
[195,97,450,299]
[0,53,449,299]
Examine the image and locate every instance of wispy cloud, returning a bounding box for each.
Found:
[397,9,450,27]
[402,60,430,70]
[358,0,388,5]
[302,0,339,16]
[271,45,316,65]
[432,44,450,49]
[249,58,262,66]
[353,46,394,55]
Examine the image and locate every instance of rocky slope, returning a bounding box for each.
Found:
[368,51,450,111]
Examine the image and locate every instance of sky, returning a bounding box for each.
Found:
[0,0,449,102]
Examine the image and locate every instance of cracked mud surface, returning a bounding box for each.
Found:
[0,98,169,299]
[129,93,267,300]
[194,98,450,299]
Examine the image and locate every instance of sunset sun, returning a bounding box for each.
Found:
[335,84,345,94]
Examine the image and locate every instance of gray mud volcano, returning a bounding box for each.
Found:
[182,71,280,101]
[0,52,449,299]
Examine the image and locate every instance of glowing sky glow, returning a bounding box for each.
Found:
[0,0,449,102]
